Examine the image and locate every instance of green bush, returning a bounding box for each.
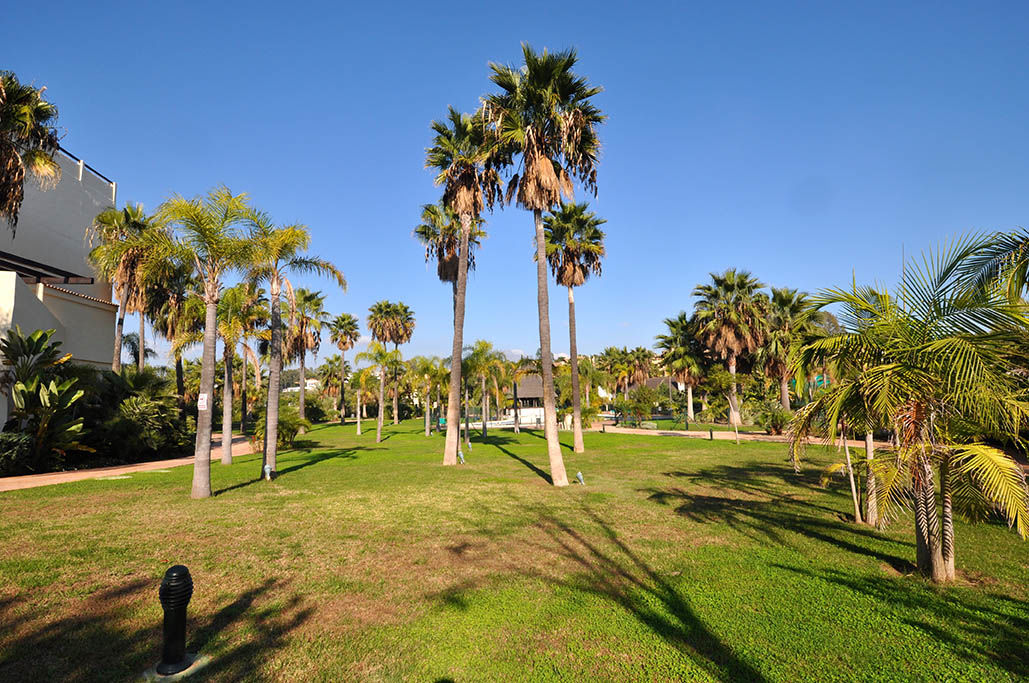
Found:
[755,400,791,435]
[252,403,311,450]
[0,432,34,476]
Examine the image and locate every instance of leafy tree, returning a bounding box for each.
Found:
[426,106,501,467]
[0,71,60,233]
[544,202,605,454]
[484,44,604,487]
[693,269,768,427]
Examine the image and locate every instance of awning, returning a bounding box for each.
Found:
[0,250,94,285]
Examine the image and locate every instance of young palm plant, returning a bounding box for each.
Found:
[0,71,61,233]
[484,44,605,486]
[426,107,501,467]
[543,202,605,453]
[327,313,360,423]
[142,187,255,498]
[789,240,1029,582]
[247,213,345,477]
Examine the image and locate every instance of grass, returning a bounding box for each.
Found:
[1,419,1027,681]
[646,418,766,433]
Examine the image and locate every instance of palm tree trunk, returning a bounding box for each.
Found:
[443,215,471,465]
[780,376,791,412]
[265,280,283,476]
[864,431,878,527]
[481,375,488,438]
[842,426,863,524]
[513,381,521,434]
[533,209,568,486]
[463,381,470,448]
[376,366,385,443]
[339,351,347,423]
[424,381,431,437]
[914,449,946,581]
[240,348,248,431]
[727,355,741,427]
[112,283,126,372]
[192,293,218,499]
[175,352,185,410]
[941,452,955,580]
[221,337,234,465]
[356,388,362,435]
[138,314,146,371]
[686,384,695,420]
[567,286,585,454]
[298,351,307,422]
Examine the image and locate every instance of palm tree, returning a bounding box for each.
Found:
[146,262,202,407]
[141,187,255,499]
[120,332,156,369]
[655,313,705,420]
[466,340,505,438]
[543,202,605,453]
[790,240,1029,582]
[286,288,328,423]
[216,283,263,464]
[627,347,654,390]
[234,284,267,431]
[355,341,397,443]
[426,106,502,467]
[693,269,768,427]
[87,204,157,373]
[388,303,415,424]
[413,202,486,320]
[350,366,376,436]
[757,288,817,412]
[318,354,346,410]
[327,313,360,423]
[406,356,438,437]
[247,214,345,477]
[484,44,605,487]
[0,71,60,233]
[508,357,533,434]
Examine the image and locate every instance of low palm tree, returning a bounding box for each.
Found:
[426,106,501,467]
[87,204,157,373]
[350,366,376,436]
[0,71,61,233]
[327,313,360,423]
[693,269,768,427]
[286,288,328,423]
[247,214,345,477]
[389,303,415,424]
[119,332,156,368]
[790,240,1029,582]
[544,202,606,453]
[141,187,256,499]
[655,313,705,420]
[467,340,505,438]
[216,283,262,464]
[484,44,605,487]
[408,356,439,437]
[355,341,398,443]
[508,357,533,434]
[757,288,818,412]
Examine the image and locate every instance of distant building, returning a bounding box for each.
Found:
[283,378,322,394]
[507,374,547,425]
[0,148,118,421]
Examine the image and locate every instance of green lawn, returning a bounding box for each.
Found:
[1,420,1026,681]
[647,418,766,433]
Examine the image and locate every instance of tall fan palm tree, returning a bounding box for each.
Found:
[286,288,328,423]
[790,240,1029,582]
[543,202,605,453]
[426,106,501,467]
[414,202,487,320]
[140,186,255,499]
[693,269,768,427]
[327,313,360,423]
[87,204,158,373]
[388,302,415,424]
[247,213,345,477]
[0,71,61,233]
[757,287,817,412]
[655,313,705,420]
[484,44,605,487]
[355,341,398,443]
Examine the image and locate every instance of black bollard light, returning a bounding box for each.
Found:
[157,565,194,676]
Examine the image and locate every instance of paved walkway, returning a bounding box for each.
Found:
[0,435,253,492]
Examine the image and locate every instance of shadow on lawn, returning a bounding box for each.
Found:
[0,577,312,681]
[481,435,553,484]
[214,447,366,495]
[773,563,1029,678]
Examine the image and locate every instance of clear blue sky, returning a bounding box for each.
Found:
[7,1,1029,367]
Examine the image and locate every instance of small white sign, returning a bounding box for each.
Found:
[198,393,209,411]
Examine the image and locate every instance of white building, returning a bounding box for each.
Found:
[0,148,118,421]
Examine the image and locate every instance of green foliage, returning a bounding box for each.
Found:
[0,431,33,475]
[754,400,791,435]
[253,402,311,449]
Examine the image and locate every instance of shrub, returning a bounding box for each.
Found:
[756,400,791,435]
[0,432,33,476]
[252,403,311,450]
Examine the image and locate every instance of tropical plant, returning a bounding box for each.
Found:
[141,186,256,498]
[145,262,203,406]
[426,106,502,467]
[543,201,605,453]
[789,240,1029,582]
[466,340,505,437]
[483,44,604,487]
[216,283,263,463]
[413,201,487,319]
[693,269,768,427]
[87,203,159,372]
[756,287,819,412]
[119,332,156,369]
[355,341,398,444]
[285,288,328,423]
[327,313,360,422]
[0,71,60,233]
[246,213,345,477]
[252,401,310,450]
[655,313,705,420]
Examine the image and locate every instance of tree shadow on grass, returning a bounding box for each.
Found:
[772,563,1029,678]
[525,504,767,681]
[0,576,313,681]
[213,447,366,495]
[482,435,553,484]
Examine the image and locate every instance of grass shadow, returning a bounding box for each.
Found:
[491,442,552,484]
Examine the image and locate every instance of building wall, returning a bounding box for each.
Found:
[0,149,117,302]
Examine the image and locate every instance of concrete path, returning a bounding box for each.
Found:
[0,435,253,493]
